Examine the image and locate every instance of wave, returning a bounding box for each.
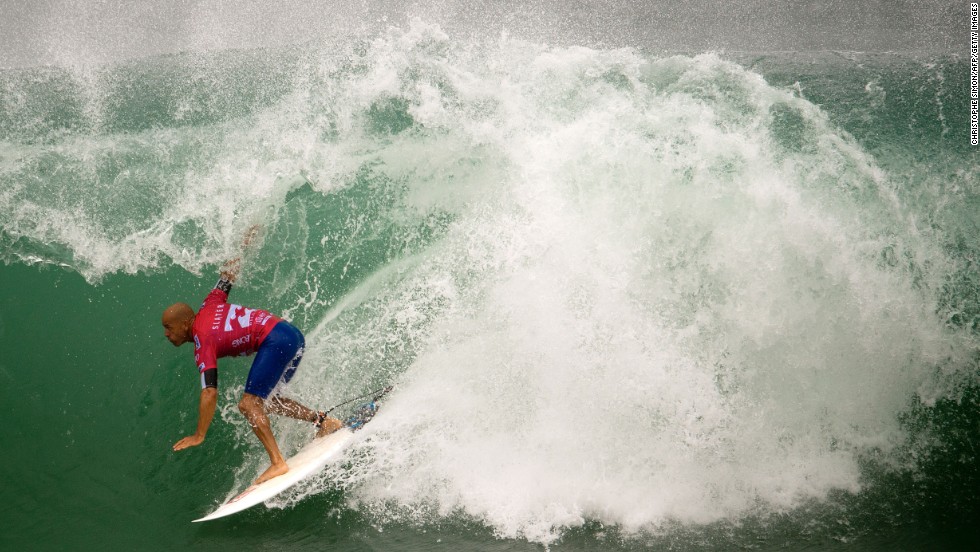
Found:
[1,21,977,545]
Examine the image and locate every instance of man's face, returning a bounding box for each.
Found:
[163,320,188,346]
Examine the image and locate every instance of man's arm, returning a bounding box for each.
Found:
[219,224,261,283]
[173,387,218,451]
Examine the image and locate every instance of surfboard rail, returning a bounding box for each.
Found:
[193,388,390,522]
[193,428,355,522]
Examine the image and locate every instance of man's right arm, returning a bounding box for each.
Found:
[173,386,218,452]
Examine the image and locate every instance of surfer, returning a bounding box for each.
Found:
[163,225,342,485]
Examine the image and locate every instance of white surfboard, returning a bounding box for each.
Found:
[193,427,356,522]
[193,388,390,523]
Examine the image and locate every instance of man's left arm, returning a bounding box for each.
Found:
[219,224,261,283]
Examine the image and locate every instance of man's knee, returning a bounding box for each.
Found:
[238,393,264,416]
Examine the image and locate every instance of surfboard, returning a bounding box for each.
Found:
[193,391,388,523]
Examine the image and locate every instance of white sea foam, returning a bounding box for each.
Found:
[261,25,971,544]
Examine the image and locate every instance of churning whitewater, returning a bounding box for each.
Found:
[1,21,976,548]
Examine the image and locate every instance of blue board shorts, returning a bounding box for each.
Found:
[245,321,305,399]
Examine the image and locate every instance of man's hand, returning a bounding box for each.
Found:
[174,388,217,452]
[173,434,205,451]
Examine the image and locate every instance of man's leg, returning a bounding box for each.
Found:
[239,392,289,484]
[268,395,342,437]
[266,395,317,420]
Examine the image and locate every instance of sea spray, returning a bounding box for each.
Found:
[212,26,972,543]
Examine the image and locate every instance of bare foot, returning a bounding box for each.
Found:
[316,416,343,438]
[255,462,289,485]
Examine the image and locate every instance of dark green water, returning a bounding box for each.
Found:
[1,24,978,551]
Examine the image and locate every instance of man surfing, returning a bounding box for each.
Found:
[163,225,342,485]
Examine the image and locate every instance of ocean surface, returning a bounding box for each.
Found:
[1,18,978,552]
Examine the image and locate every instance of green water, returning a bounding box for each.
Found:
[1,24,979,551]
